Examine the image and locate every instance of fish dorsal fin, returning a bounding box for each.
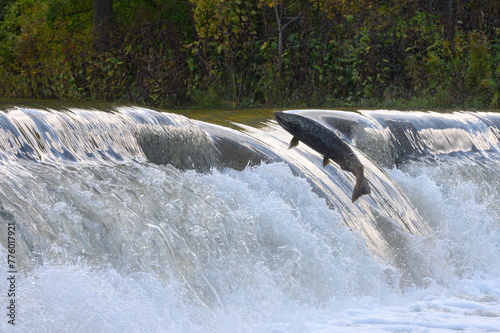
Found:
[288,136,300,149]
[323,156,330,168]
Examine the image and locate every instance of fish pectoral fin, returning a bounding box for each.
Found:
[288,136,300,149]
[322,156,330,168]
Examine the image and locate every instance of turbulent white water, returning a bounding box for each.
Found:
[0,106,499,332]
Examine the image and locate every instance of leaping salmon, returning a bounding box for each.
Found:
[274,111,371,202]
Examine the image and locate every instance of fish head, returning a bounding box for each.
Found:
[274,112,307,137]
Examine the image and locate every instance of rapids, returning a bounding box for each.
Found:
[0,103,499,332]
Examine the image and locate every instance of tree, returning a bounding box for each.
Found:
[93,0,111,52]
[270,0,302,73]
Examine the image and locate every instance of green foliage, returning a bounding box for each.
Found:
[0,0,499,108]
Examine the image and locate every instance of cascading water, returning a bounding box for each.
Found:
[0,103,499,332]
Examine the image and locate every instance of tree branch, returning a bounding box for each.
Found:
[281,12,302,32]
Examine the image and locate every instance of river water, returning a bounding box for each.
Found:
[0,102,499,332]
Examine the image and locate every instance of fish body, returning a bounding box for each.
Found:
[274,111,371,202]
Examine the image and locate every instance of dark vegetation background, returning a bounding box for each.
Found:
[0,0,498,109]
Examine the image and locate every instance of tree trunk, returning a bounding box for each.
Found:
[273,0,301,74]
[444,0,455,44]
[93,0,111,53]
[274,1,283,73]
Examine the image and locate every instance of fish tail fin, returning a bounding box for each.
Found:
[352,172,371,203]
